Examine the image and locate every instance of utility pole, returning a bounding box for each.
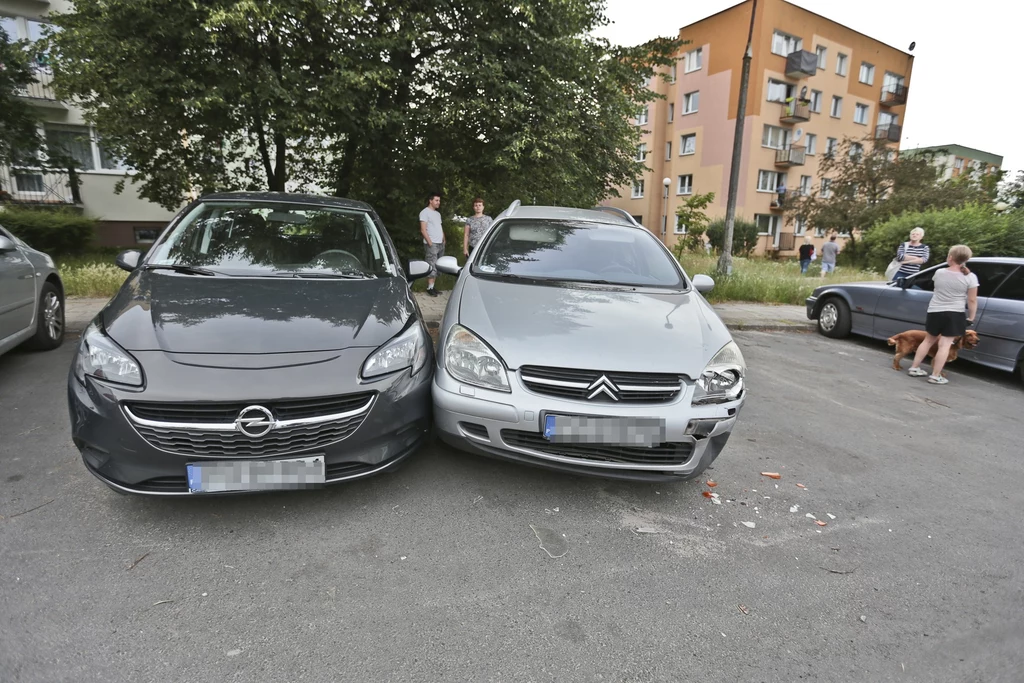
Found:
[718,0,758,276]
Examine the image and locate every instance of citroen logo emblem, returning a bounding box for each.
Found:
[235,405,275,438]
[587,375,620,401]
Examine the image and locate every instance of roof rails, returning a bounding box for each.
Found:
[591,205,641,227]
[493,199,521,222]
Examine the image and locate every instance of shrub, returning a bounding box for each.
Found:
[705,217,759,257]
[0,206,96,256]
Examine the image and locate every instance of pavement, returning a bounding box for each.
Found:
[3,327,1022,682]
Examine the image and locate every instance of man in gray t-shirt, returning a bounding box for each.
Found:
[419,192,445,295]
[819,234,841,277]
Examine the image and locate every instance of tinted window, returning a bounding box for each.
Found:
[968,261,1018,298]
[147,202,392,277]
[472,219,684,288]
[992,267,1024,301]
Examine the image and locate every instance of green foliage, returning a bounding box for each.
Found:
[0,207,96,256]
[862,204,1024,272]
[0,25,42,168]
[672,191,715,257]
[1000,170,1024,210]
[705,217,759,257]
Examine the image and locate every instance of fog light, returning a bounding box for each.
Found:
[685,418,725,437]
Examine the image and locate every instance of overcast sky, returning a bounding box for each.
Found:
[594,0,1022,176]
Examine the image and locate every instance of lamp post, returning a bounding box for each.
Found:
[661,177,671,241]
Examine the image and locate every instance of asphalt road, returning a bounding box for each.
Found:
[1,329,1022,683]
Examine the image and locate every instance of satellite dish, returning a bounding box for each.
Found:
[909,41,916,51]
[793,128,804,142]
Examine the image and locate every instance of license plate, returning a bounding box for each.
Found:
[543,415,666,447]
[186,456,325,493]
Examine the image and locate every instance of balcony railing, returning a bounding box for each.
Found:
[879,84,908,107]
[875,124,902,143]
[775,145,806,167]
[0,166,81,206]
[785,50,818,79]
[780,101,810,124]
[777,232,797,252]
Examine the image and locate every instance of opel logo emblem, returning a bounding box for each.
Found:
[586,375,620,401]
[235,405,275,438]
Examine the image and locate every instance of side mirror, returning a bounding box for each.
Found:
[0,235,16,252]
[115,250,142,272]
[436,255,462,276]
[407,260,430,281]
[692,274,715,294]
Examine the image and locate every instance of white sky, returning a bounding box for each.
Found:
[594,0,1022,175]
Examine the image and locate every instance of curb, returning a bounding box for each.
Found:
[723,322,816,333]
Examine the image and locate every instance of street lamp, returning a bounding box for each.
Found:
[662,177,671,239]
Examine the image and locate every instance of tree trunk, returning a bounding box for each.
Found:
[272,132,286,192]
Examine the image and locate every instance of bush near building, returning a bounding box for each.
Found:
[0,206,96,256]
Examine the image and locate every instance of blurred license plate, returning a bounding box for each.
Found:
[544,415,665,447]
[186,456,325,493]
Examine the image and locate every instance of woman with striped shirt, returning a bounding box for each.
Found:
[891,227,930,281]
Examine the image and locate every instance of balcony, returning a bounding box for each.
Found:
[775,145,806,167]
[776,232,797,252]
[0,167,81,206]
[785,50,818,79]
[874,124,902,143]
[879,84,908,107]
[15,73,66,110]
[780,101,810,124]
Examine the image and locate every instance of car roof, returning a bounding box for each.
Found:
[200,191,374,212]
[967,256,1024,265]
[497,203,641,228]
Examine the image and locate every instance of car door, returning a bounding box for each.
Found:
[872,265,942,338]
[965,265,1024,372]
[0,226,37,343]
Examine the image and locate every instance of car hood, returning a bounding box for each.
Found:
[813,280,893,295]
[454,277,733,379]
[103,271,412,354]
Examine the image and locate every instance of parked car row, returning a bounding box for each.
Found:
[63,192,747,495]
[0,224,65,358]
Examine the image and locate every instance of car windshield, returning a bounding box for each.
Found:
[145,201,393,277]
[471,219,684,288]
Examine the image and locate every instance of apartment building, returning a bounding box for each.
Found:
[1,0,176,246]
[603,0,914,256]
[902,144,1002,182]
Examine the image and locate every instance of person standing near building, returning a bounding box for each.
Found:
[820,233,840,277]
[463,197,492,258]
[890,227,930,282]
[798,237,815,275]
[419,192,445,296]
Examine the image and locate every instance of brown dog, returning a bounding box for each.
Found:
[887,329,980,376]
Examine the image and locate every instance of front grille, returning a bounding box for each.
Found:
[132,476,188,493]
[125,393,375,423]
[500,430,693,467]
[519,365,682,404]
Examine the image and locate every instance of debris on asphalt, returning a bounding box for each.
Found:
[760,472,782,479]
[152,600,174,606]
[633,527,666,535]
[805,513,817,519]
[739,604,750,615]
[796,484,806,489]
[472,495,483,505]
[827,513,837,520]
[400,556,407,561]
[227,649,242,657]
[741,522,756,529]
[127,552,150,571]
[859,615,867,623]
[815,520,828,527]
[790,505,800,513]
[706,480,718,487]
[820,566,856,575]
[201,592,208,597]
[8,499,54,519]
[530,525,569,559]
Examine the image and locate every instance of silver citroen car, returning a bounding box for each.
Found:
[432,202,746,482]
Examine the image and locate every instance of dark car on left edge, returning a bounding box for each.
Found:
[68,192,435,496]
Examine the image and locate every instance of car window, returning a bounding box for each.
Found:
[991,267,1024,301]
[472,219,684,288]
[146,202,393,277]
[968,261,1017,298]
[904,265,940,292]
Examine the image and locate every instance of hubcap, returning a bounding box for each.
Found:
[820,303,837,331]
[43,292,63,340]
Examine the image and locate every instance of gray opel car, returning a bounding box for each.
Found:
[0,223,65,357]
[68,192,435,495]
[432,202,746,482]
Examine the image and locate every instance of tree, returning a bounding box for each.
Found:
[0,25,42,169]
[790,136,990,260]
[999,170,1024,210]
[672,191,715,257]
[705,217,758,257]
[48,0,679,257]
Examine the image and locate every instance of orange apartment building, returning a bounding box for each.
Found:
[602,0,914,256]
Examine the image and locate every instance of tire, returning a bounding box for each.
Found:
[816,297,851,339]
[24,282,65,351]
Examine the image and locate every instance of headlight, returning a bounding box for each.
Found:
[443,324,510,392]
[73,322,143,387]
[361,322,429,379]
[691,340,745,405]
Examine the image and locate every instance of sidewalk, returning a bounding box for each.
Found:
[65,292,813,336]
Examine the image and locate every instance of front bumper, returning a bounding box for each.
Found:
[806,295,818,320]
[67,348,432,496]
[432,365,743,483]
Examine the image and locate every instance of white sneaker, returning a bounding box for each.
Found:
[927,375,949,384]
[908,367,928,377]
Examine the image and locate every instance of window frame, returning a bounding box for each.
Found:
[830,96,843,118]
[685,47,703,73]
[635,143,647,162]
[771,30,803,57]
[815,45,827,69]
[757,170,780,193]
[683,91,699,114]
[805,134,817,155]
[836,53,848,77]
[799,175,812,196]
[679,133,696,156]
[809,90,822,113]
[762,124,790,151]
[854,103,869,125]
[755,213,780,236]
[677,174,693,196]
[859,62,875,85]
[631,180,645,199]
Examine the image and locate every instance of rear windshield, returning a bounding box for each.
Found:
[471,219,684,288]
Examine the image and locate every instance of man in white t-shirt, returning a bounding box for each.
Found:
[419,192,445,296]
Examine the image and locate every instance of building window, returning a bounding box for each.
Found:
[631,215,643,225]
[668,103,674,122]
[636,106,649,125]
[799,175,812,196]
[854,103,869,125]
[134,227,159,244]
[685,47,703,73]
[815,46,827,69]
[762,124,790,150]
[757,170,782,193]
[830,96,842,118]
[771,31,802,57]
[670,63,677,83]
[766,79,791,103]
[883,71,905,95]
[677,174,693,195]
[805,134,817,155]
[836,53,848,76]
[675,221,686,235]
[794,217,807,236]
[635,143,647,162]
[954,158,964,170]
[755,214,780,236]
[683,91,699,114]
[859,62,875,85]
[850,142,864,158]
[809,90,822,113]
[665,142,672,160]
[631,180,645,198]
[98,140,129,171]
[826,137,838,157]
[878,111,899,127]
[680,133,696,155]
[45,125,96,171]
[820,178,832,198]
[815,225,826,237]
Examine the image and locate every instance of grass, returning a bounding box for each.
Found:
[57,254,128,298]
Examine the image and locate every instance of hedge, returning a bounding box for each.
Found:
[0,206,96,256]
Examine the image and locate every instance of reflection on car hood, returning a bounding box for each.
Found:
[455,277,733,378]
[103,271,412,353]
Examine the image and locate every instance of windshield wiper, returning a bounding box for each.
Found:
[270,271,370,279]
[141,264,219,276]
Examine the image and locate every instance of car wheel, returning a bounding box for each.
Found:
[25,282,65,351]
[817,298,851,339]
